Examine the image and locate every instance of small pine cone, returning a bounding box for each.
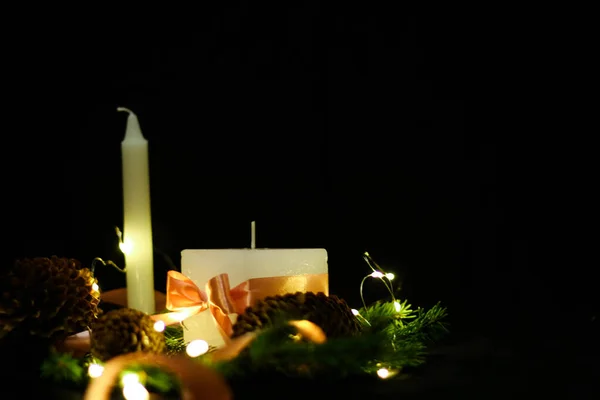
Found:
[232,292,361,339]
[90,308,165,362]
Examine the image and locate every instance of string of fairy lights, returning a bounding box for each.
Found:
[354,252,401,380]
[87,229,403,399]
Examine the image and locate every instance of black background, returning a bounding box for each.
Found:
[2,7,596,341]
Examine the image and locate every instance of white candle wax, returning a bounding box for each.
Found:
[119,107,155,314]
[181,248,328,347]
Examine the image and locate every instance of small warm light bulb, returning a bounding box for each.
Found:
[370,271,384,279]
[153,320,165,332]
[92,282,99,292]
[186,339,209,357]
[377,368,390,379]
[289,333,302,342]
[122,382,149,400]
[88,363,104,378]
[121,372,140,386]
[351,309,360,316]
[385,272,395,280]
[394,301,401,312]
[119,239,133,255]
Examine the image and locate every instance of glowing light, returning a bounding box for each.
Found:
[351,309,360,316]
[377,368,390,379]
[153,320,165,332]
[385,273,395,280]
[92,282,99,291]
[88,363,104,378]
[122,382,149,400]
[186,339,209,357]
[394,301,401,312]
[168,312,187,322]
[119,238,133,255]
[370,271,384,279]
[121,372,140,386]
[289,333,302,342]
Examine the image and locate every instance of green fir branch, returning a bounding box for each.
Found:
[214,323,397,379]
[120,364,182,395]
[358,299,416,332]
[40,350,88,386]
[397,302,449,343]
[38,297,449,389]
[164,325,187,355]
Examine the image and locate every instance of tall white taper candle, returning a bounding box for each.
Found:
[118,107,155,314]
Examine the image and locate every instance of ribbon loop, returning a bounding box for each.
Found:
[166,271,208,311]
[206,274,238,342]
[152,271,329,341]
[151,271,209,325]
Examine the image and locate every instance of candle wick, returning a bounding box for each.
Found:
[251,221,256,249]
[117,106,133,114]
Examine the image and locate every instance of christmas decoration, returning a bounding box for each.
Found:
[16,251,448,398]
[232,291,361,339]
[40,298,447,390]
[214,300,447,379]
[41,349,90,385]
[0,256,100,341]
[180,223,329,347]
[90,308,166,361]
[84,353,232,400]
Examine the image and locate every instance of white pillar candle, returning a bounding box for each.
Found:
[181,247,328,347]
[118,107,155,314]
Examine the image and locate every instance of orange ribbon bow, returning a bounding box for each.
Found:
[151,271,329,341]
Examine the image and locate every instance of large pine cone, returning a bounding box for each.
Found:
[232,292,361,339]
[0,256,101,341]
[91,308,165,361]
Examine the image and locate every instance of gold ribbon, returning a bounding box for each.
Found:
[208,320,326,362]
[152,271,329,341]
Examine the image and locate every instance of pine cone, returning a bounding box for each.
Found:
[91,308,165,361]
[232,292,361,339]
[0,256,101,341]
